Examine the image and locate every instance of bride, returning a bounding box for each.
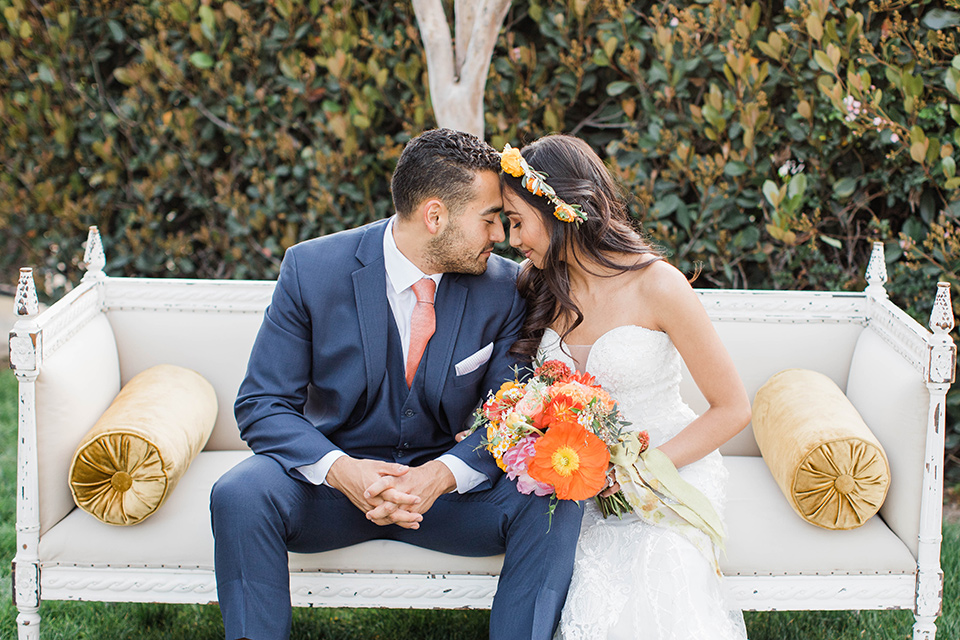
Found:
[500,135,752,639]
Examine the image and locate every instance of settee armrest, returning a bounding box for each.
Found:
[845,288,955,559]
[11,272,121,536]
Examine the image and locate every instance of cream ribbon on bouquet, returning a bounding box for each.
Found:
[610,432,727,576]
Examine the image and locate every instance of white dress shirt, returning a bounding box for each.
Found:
[295,217,487,493]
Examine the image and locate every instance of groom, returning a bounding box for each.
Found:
[210,128,582,640]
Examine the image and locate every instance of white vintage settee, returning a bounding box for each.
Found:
[8,228,957,640]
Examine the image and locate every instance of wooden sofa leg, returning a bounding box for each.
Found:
[913,616,937,640]
[16,609,40,640]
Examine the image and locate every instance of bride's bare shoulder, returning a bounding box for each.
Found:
[633,259,693,296]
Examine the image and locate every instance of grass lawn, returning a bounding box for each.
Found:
[1,367,956,639]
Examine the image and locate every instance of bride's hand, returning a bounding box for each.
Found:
[598,470,621,498]
[454,429,472,443]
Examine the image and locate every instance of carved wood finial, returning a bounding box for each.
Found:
[864,241,888,298]
[14,268,39,317]
[930,282,955,336]
[82,226,106,279]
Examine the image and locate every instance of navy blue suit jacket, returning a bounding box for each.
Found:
[235,218,525,489]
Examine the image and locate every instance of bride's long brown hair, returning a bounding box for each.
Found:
[504,135,662,360]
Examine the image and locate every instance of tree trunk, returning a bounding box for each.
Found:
[412,0,512,139]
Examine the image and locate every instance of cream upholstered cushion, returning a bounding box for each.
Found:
[45,451,506,574]
[846,327,929,558]
[752,369,890,530]
[35,311,121,535]
[39,453,916,577]
[721,457,914,575]
[69,364,218,525]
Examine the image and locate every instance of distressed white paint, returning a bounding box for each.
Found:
[82,226,106,282]
[865,241,889,299]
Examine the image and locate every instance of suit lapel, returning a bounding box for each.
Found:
[425,275,467,415]
[353,220,390,396]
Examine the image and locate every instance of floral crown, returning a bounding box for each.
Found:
[500,144,587,225]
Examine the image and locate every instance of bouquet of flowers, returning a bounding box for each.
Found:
[470,358,644,517]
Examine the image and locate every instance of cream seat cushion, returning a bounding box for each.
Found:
[40,453,916,577]
[44,451,506,574]
[752,369,891,530]
[69,364,218,525]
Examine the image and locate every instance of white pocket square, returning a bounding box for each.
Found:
[455,342,494,376]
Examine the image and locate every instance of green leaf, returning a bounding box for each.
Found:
[943,156,956,179]
[921,9,960,31]
[946,68,960,98]
[199,5,216,31]
[37,63,55,85]
[910,126,927,147]
[107,20,125,43]
[954,55,960,70]
[787,172,807,200]
[820,235,842,249]
[805,13,823,41]
[224,1,243,21]
[606,81,631,97]
[832,177,857,199]
[814,50,835,73]
[946,177,960,190]
[724,161,749,177]
[904,74,924,98]
[651,194,684,218]
[911,141,928,164]
[113,67,134,85]
[757,41,779,60]
[190,52,214,69]
[762,180,782,208]
[169,2,189,22]
[951,104,960,125]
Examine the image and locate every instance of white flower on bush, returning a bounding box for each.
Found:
[778,160,805,177]
[843,95,862,122]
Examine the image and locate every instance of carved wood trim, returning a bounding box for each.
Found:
[102,278,274,313]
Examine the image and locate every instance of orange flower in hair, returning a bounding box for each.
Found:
[554,203,579,223]
[500,145,525,177]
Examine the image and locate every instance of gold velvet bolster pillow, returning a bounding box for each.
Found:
[69,365,218,525]
[753,369,890,530]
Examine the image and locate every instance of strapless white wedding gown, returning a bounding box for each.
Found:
[540,326,747,640]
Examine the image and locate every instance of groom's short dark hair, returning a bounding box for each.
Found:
[391,129,501,219]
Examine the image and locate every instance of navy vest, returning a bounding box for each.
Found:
[324,311,452,467]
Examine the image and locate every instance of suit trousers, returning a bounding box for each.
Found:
[210,454,583,640]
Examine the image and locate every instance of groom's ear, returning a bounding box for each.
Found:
[421,198,448,236]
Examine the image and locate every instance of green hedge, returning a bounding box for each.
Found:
[1,0,958,474]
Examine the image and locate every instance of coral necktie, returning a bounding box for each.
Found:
[406,277,436,387]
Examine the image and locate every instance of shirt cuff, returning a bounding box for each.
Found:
[295,450,347,486]
[438,454,486,493]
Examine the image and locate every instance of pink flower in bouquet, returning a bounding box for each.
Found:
[514,387,546,427]
[503,435,553,496]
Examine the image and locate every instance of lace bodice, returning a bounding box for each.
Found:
[540,326,697,449]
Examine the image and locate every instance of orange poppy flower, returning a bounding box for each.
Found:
[528,419,610,500]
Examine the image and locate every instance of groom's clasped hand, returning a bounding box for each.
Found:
[327,456,457,528]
